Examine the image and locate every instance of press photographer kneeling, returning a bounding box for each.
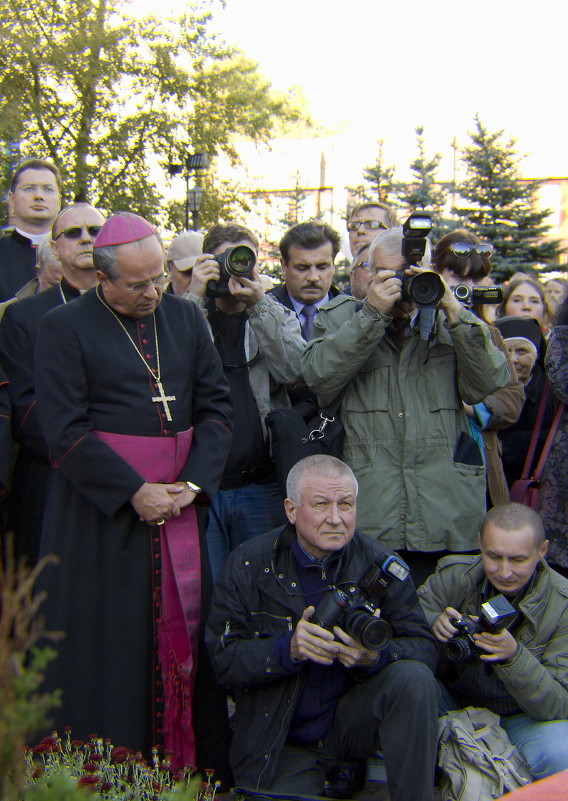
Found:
[418,502,568,780]
[206,454,439,801]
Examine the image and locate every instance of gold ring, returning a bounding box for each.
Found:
[155,519,165,526]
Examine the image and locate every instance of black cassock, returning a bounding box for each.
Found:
[0,279,80,562]
[0,230,37,302]
[35,288,232,758]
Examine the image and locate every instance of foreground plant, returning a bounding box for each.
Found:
[23,730,221,801]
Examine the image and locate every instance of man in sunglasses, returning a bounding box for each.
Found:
[33,212,232,779]
[0,202,105,564]
[0,157,62,302]
[346,201,398,258]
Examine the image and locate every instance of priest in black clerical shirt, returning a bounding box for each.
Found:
[0,157,61,301]
[34,213,232,776]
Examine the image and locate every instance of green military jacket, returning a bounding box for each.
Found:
[301,295,510,551]
[418,555,568,721]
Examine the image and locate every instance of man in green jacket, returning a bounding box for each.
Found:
[418,502,568,780]
[301,226,510,582]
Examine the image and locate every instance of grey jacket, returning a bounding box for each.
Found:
[185,292,305,436]
[301,295,510,551]
[418,555,568,720]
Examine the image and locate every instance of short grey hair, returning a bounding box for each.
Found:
[286,455,358,505]
[368,226,431,270]
[93,232,164,279]
[36,235,54,269]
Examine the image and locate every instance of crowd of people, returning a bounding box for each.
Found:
[0,157,567,801]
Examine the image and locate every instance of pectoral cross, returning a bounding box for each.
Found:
[152,380,176,422]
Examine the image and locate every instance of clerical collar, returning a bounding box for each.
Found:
[14,227,48,246]
[58,278,83,304]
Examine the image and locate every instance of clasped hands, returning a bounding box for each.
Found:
[130,481,197,526]
[433,606,518,663]
[290,605,382,669]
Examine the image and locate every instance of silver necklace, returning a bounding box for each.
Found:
[95,286,176,421]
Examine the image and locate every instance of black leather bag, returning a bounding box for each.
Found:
[266,396,344,499]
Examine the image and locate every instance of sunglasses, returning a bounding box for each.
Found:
[347,220,387,232]
[54,225,103,240]
[449,242,493,258]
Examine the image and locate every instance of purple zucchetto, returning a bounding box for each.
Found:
[93,212,157,248]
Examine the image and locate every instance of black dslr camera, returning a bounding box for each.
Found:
[399,211,445,340]
[311,555,410,651]
[446,594,516,663]
[206,244,257,298]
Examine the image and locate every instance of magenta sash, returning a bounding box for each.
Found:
[94,428,198,769]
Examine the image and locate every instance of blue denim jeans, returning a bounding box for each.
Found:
[438,680,568,780]
[206,482,287,580]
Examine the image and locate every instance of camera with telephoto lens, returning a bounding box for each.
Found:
[446,593,517,663]
[398,211,445,307]
[451,284,503,308]
[311,554,410,651]
[206,244,257,298]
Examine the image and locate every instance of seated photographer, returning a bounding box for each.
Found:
[417,502,568,780]
[206,454,439,801]
[301,222,510,585]
[183,223,305,578]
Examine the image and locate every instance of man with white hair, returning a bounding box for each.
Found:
[301,226,510,583]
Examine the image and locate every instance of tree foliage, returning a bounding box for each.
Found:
[454,115,565,281]
[359,140,397,207]
[395,126,450,240]
[0,0,304,227]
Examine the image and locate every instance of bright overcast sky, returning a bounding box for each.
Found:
[129,0,568,182]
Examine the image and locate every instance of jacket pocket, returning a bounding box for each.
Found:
[344,354,391,413]
[249,611,293,638]
[424,347,460,411]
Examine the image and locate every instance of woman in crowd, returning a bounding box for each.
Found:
[432,230,524,505]
[538,296,568,576]
[496,277,553,335]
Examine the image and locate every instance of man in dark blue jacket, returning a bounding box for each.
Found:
[206,454,439,801]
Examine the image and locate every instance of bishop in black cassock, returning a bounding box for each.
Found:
[34,214,232,769]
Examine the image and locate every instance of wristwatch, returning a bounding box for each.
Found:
[186,481,202,494]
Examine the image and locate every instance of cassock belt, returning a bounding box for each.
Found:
[93,428,197,769]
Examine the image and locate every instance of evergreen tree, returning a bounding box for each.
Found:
[359,140,397,207]
[395,126,451,241]
[454,115,565,281]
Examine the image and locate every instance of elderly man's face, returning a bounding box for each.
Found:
[98,236,168,319]
[348,207,389,257]
[350,247,372,300]
[284,472,357,559]
[370,243,416,319]
[281,241,335,304]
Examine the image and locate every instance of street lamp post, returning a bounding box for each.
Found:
[187,186,204,231]
[168,152,210,231]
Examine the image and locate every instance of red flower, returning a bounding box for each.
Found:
[111,746,132,764]
[72,740,85,748]
[83,762,98,773]
[78,774,101,787]
[32,766,44,779]
[205,768,215,778]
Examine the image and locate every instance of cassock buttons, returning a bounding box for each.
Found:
[142,339,149,345]
[145,354,152,359]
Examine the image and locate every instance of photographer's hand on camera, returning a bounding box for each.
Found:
[366,269,403,315]
[228,267,265,306]
[188,253,220,298]
[436,271,463,322]
[290,606,340,665]
[474,628,518,663]
[432,607,463,642]
[332,617,385,668]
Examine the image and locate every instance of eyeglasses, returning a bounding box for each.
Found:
[347,220,387,232]
[16,183,59,195]
[116,272,170,292]
[54,225,103,240]
[352,260,372,272]
[449,243,493,258]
